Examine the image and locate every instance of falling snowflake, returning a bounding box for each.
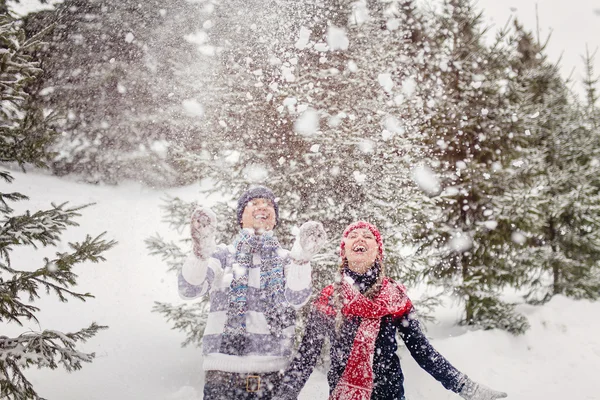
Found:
[295,26,312,50]
[243,164,269,182]
[386,18,401,31]
[327,26,349,51]
[294,108,320,136]
[484,220,498,230]
[449,234,472,252]
[358,139,374,153]
[511,231,526,245]
[401,77,416,97]
[350,0,370,25]
[353,171,366,183]
[348,60,358,72]
[378,73,394,93]
[182,99,204,118]
[382,115,405,140]
[412,165,441,196]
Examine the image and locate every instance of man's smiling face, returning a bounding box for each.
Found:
[240,198,276,232]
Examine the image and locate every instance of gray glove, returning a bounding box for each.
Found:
[459,377,507,400]
[290,221,327,262]
[190,207,217,259]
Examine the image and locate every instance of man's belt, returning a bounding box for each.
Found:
[206,370,281,393]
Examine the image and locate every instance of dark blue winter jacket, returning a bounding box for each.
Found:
[277,268,466,400]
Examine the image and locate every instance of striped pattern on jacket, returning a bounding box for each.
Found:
[178,230,312,374]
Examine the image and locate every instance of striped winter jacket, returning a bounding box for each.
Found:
[178,229,313,374]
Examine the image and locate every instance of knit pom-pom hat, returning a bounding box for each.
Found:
[339,221,384,260]
[236,186,280,228]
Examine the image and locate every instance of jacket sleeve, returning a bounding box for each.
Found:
[275,307,330,399]
[395,308,466,393]
[177,248,225,300]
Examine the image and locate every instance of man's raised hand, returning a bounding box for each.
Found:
[291,221,327,263]
[191,207,217,259]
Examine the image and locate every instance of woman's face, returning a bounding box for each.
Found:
[342,228,379,274]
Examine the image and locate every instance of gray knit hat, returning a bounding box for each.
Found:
[236,186,279,228]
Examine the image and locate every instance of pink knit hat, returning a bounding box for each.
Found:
[339,221,384,260]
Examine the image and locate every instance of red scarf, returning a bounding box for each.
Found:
[315,277,413,400]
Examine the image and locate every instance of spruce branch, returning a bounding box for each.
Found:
[0,233,116,325]
[153,301,208,347]
[158,196,196,232]
[0,323,107,400]
[0,203,89,266]
[144,235,186,272]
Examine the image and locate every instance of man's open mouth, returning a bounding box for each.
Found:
[254,213,269,220]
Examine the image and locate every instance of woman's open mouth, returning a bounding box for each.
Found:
[352,244,367,253]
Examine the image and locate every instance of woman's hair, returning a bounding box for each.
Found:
[332,257,385,332]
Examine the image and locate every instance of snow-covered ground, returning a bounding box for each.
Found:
[4,170,600,400]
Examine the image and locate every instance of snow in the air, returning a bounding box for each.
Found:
[294,108,320,136]
[5,171,599,400]
[412,165,442,196]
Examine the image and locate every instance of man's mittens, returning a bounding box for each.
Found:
[291,221,327,262]
[191,207,217,238]
[299,221,327,255]
[191,207,217,259]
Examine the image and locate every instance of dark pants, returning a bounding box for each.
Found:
[203,370,283,400]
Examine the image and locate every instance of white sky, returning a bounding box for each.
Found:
[474,0,600,99]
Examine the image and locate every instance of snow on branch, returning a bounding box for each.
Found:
[0,233,117,326]
[0,323,107,400]
[153,301,209,347]
[0,203,88,263]
[145,235,187,272]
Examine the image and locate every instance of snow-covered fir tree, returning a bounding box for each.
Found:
[22,0,209,186]
[582,45,599,126]
[148,0,447,345]
[0,14,116,399]
[498,24,600,304]
[413,0,532,333]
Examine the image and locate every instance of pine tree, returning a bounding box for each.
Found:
[1,14,116,399]
[148,0,446,346]
[582,45,599,125]
[414,1,532,333]
[21,0,209,186]
[497,23,600,304]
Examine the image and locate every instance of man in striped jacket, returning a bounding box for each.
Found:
[178,186,327,399]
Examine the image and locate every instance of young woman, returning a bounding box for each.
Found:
[275,221,507,400]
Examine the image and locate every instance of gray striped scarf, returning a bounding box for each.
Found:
[220,230,293,355]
